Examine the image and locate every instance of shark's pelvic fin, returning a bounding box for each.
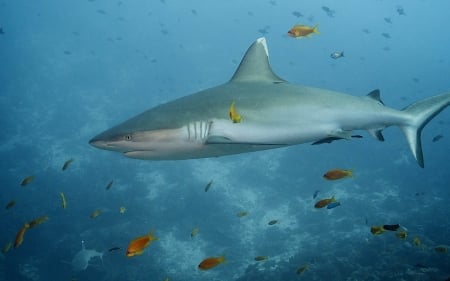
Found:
[401,92,450,167]
[230,37,285,83]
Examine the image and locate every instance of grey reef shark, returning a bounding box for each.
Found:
[90,37,450,167]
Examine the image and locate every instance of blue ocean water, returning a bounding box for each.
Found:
[1,1,449,280]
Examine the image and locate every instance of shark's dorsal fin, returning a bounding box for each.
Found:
[366,89,384,105]
[230,37,285,83]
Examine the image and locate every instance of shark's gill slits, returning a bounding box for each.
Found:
[186,121,211,142]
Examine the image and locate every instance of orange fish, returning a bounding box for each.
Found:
[314,196,336,208]
[323,169,353,180]
[28,215,49,228]
[198,256,226,270]
[14,223,30,248]
[287,24,319,38]
[126,230,158,257]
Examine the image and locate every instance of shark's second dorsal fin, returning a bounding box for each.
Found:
[367,89,384,105]
[230,37,285,83]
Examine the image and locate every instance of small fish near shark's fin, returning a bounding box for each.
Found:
[230,37,285,84]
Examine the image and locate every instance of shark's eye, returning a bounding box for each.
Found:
[125,134,132,141]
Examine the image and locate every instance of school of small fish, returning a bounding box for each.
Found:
[4,158,130,259]
[5,139,445,277]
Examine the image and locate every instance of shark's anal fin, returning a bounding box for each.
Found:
[368,129,385,141]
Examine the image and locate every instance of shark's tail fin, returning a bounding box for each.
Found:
[401,92,450,167]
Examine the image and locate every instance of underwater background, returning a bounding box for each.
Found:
[1,0,449,280]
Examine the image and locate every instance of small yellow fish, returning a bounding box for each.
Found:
[60,192,67,209]
[395,231,407,239]
[296,264,309,275]
[268,219,279,225]
[119,206,127,214]
[236,211,248,218]
[5,200,16,210]
[62,158,74,171]
[2,241,12,254]
[314,196,336,208]
[229,101,242,123]
[90,209,102,219]
[191,227,200,238]
[370,225,385,235]
[105,180,114,190]
[20,175,34,186]
[434,245,448,253]
[412,236,421,246]
[254,256,268,261]
[28,215,49,228]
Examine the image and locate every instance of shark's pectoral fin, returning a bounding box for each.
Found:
[206,135,286,146]
[329,129,353,140]
[311,130,353,146]
[367,129,385,141]
[205,136,233,144]
[311,137,342,145]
